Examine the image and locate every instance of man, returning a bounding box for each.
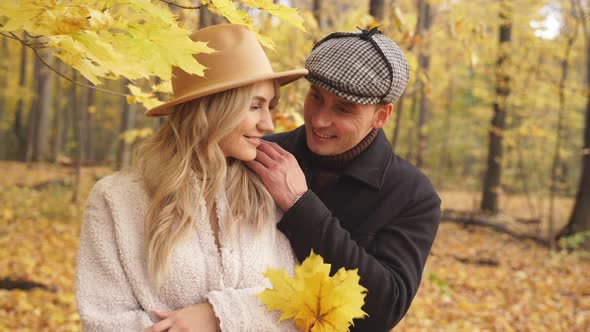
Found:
[246,27,441,331]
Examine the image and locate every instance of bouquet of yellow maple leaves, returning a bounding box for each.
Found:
[258,251,367,332]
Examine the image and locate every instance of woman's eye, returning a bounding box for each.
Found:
[338,108,350,113]
[250,104,261,110]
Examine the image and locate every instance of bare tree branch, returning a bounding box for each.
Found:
[0,32,19,41]
[441,209,550,248]
[160,0,203,10]
[33,49,128,97]
[23,30,43,39]
[1,32,47,47]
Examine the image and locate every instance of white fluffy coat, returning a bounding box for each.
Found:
[76,169,300,331]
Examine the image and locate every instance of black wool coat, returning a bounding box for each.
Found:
[266,126,441,332]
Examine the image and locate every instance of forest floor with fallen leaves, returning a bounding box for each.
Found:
[0,161,588,331]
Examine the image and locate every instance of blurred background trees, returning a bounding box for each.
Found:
[0,0,589,244]
[1,1,590,330]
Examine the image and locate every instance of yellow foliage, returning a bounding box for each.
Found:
[239,0,305,32]
[127,84,163,110]
[2,208,14,220]
[120,127,154,144]
[391,4,407,32]
[0,0,305,110]
[273,110,303,133]
[0,0,215,85]
[258,250,367,332]
[152,80,173,94]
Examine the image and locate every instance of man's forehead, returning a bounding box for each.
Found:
[310,85,358,107]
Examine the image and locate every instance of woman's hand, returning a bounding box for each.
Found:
[145,303,220,332]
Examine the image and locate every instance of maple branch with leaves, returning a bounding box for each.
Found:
[0,32,128,97]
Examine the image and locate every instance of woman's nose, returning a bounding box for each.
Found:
[258,109,275,132]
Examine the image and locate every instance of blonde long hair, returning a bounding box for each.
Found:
[134,84,276,287]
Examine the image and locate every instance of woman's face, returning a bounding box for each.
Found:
[219,80,276,161]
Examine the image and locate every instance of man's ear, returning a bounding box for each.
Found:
[372,103,393,129]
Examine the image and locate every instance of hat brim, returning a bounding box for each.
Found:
[145,69,308,117]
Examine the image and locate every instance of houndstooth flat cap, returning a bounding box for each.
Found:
[305,27,410,105]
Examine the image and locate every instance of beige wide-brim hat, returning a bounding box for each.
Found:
[146,24,308,116]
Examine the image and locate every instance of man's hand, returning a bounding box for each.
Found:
[245,141,308,211]
[145,303,219,332]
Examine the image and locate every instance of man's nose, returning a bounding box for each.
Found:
[312,107,331,127]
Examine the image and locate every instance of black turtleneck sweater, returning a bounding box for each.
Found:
[309,128,378,197]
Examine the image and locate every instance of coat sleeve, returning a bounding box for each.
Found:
[206,285,301,332]
[206,220,300,332]
[276,187,441,332]
[76,182,154,331]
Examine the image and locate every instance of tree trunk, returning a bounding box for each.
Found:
[559,1,590,248]
[61,73,73,158]
[415,0,432,169]
[14,40,28,160]
[118,94,137,170]
[437,79,454,189]
[25,55,42,163]
[405,89,419,162]
[84,85,95,164]
[369,0,385,21]
[562,105,590,246]
[199,6,226,28]
[391,93,405,152]
[52,61,66,163]
[313,0,322,30]
[549,22,578,249]
[78,81,89,166]
[481,0,512,214]
[0,38,7,128]
[0,38,8,159]
[415,75,430,168]
[151,77,166,129]
[71,72,82,203]
[34,49,55,162]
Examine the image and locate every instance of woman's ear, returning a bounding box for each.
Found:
[371,103,393,129]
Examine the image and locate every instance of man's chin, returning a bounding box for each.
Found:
[307,143,336,156]
[307,136,336,156]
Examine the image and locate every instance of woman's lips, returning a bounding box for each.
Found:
[244,136,262,146]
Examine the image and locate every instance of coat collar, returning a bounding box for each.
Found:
[287,126,393,190]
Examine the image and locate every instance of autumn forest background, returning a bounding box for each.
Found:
[0,0,589,330]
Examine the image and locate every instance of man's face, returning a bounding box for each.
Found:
[303,85,392,156]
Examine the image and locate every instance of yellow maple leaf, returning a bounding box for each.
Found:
[127,84,164,110]
[203,0,252,26]
[202,0,275,49]
[0,1,44,32]
[258,251,367,332]
[239,0,305,31]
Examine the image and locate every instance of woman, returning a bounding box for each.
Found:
[76,24,307,331]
